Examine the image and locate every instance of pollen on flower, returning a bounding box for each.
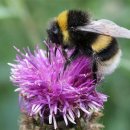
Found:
[9,41,107,129]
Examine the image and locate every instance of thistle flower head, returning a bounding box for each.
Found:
[9,41,107,129]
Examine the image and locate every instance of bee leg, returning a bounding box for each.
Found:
[46,44,49,58]
[62,49,69,72]
[54,46,58,56]
[92,56,98,84]
[62,49,68,60]
[68,48,80,62]
[46,45,51,63]
[64,48,79,71]
[63,59,71,71]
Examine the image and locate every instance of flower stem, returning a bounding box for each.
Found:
[86,111,104,130]
[75,118,82,130]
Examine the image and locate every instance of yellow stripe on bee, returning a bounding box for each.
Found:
[92,35,112,53]
[63,31,69,42]
[57,10,68,31]
[57,10,69,42]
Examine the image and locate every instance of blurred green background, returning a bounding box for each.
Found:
[0,0,130,130]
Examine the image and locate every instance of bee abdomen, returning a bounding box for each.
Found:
[97,37,119,61]
[97,49,121,76]
[96,37,121,76]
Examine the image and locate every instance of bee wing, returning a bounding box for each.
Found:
[77,19,130,39]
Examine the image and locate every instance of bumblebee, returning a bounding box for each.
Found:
[47,10,130,81]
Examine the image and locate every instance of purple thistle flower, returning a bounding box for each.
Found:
[9,41,107,129]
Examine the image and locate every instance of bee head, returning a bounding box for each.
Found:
[47,21,63,45]
[47,10,90,47]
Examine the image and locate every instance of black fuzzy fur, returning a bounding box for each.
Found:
[68,10,90,28]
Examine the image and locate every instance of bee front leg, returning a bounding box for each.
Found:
[92,54,98,84]
[62,49,68,60]
[46,45,51,63]
[54,46,58,56]
[63,48,79,71]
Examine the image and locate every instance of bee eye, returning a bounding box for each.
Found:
[52,26,59,34]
